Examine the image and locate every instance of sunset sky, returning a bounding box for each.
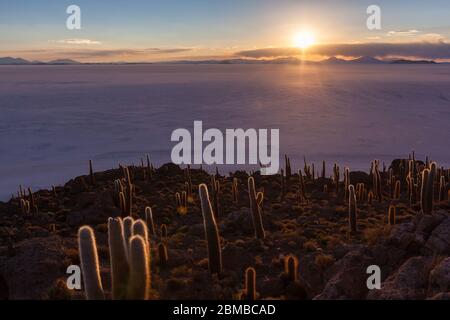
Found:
[1,0,450,62]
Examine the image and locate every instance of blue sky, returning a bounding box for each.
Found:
[1,0,449,61]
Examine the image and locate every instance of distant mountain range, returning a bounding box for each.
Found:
[0,56,442,65]
[0,57,81,65]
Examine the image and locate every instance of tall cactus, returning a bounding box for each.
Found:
[108,218,129,300]
[348,185,357,233]
[421,162,437,214]
[298,169,306,201]
[394,180,401,200]
[439,175,446,202]
[78,226,105,300]
[127,235,150,300]
[248,177,265,239]
[199,183,223,275]
[232,177,239,205]
[145,207,156,237]
[333,163,340,194]
[89,160,95,185]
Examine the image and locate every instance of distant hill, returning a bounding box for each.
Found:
[390,59,437,64]
[320,56,349,64]
[0,57,81,65]
[0,56,442,65]
[47,59,81,65]
[0,57,31,65]
[350,56,385,64]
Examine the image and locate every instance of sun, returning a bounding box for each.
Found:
[293,31,316,49]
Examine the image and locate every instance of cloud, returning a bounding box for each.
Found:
[56,48,192,58]
[387,29,420,37]
[50,39,102,45]
[235,42,450,59]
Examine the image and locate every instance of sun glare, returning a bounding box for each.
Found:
[293,31,316,49]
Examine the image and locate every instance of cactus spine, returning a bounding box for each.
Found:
[199,184,222,275]
[248,177,265,239]
[78,226,105,300]
[348,185,357,233]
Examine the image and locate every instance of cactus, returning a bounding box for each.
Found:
[298,169,306,201]
[248,177,265,239]
[394,180,401,200]
[108,218,129,300]
[132,219,149,244]
[333,164,340,194]
[284,255,298,282]
[78,226,105,300]
[119,191,126,215]
[27,187,35,212]
[198,183,223,275]
[160,224,168,239]
[146,154,152,181]
[439,175,446,202]
[127,235,150,300]
[89,160,95,185]
[368,190,373,204]
[210,175,221,220]
[285,155,292,179]
[388,205,396,225]
[421,162,437,214]
[321,160,326,179]
[348,185,357,233]
[232,177,239,205]
[123,216,134,257]
[242,267,257,300]
[158,242,169,267]
[145,207,156,237]
[123,166,133,216]
[372,160,382,202]
[344,167,350,201]
[281,169,286,200]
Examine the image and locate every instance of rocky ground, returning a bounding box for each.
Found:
[0,160,449,300]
